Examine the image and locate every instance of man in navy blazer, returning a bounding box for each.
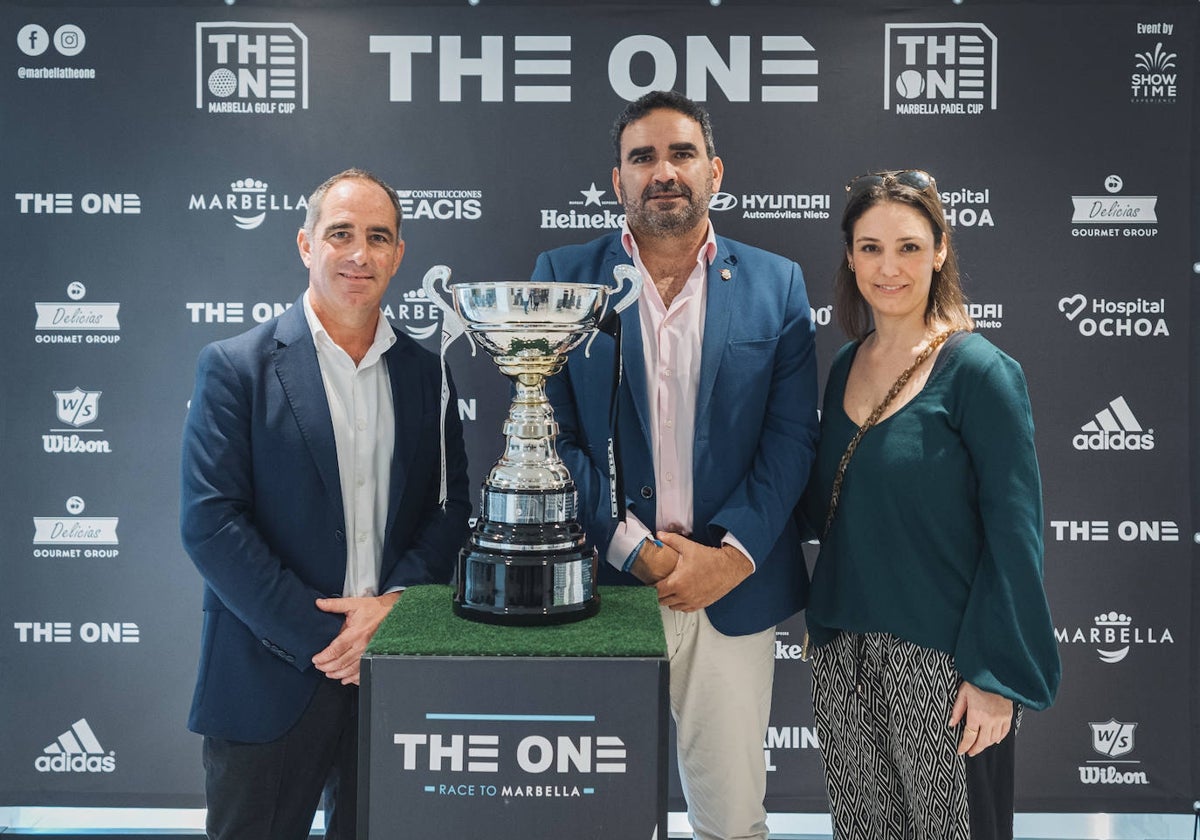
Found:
[180,169,470,840]
[534,92,818,840]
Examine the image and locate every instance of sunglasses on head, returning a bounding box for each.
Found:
[845,169,936,200]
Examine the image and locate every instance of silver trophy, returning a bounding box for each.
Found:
[424,264,642,624]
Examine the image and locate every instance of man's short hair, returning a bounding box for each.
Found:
[303,168,403,237]
[611,90,716,165]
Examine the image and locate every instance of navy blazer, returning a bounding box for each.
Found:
[533,232,819,636]
[180,298,471,742]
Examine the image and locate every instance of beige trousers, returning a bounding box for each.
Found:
[662,605,776,840]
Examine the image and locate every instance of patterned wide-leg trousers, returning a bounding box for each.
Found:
[810,632,1018,840]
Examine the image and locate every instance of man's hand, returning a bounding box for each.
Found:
[652,532,752,612]
[629,538,680,584]
[312,591,401,685]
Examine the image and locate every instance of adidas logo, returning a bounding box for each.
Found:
[35,718,116,773]
[1072,396,1155,451]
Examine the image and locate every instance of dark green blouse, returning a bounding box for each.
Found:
[805,332,1060,710]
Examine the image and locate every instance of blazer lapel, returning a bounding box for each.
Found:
[383,336,418,535]
[696,242,738,430]
[272,301,343,509]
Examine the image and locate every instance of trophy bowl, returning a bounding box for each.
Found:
[424,265,642,625]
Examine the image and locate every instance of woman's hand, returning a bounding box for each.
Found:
[949,681,1013,757]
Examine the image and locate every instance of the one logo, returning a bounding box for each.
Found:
[540,182,625,230]
[1057,293,1168,338]
[884,23,997,115]
[35,718,116,773]
[1132,41,1177,104]
[187,178,307,230]
[34,282,122,344]
[1073,397,1154,452]
[391,712,628,799]
[16,191,141,215]
[196,22,309,114]
[1048,519,1180,542]
[1055,611,1174,664]
[1080,719,1147,785]
[13,621,140,644]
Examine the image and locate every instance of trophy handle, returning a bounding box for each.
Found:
[609,263,643,315]
[422,264,475,355]
[584,263,643,358]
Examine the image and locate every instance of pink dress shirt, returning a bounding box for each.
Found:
[606,222,755,573]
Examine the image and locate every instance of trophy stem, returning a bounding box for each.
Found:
[487,368,571,491]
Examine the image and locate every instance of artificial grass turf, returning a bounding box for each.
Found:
[367,585,666,657]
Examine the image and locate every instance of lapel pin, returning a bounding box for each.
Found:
[720,268,732,281]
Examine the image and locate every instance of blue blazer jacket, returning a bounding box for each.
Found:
[180,298,471,742]
[533,232,819,636]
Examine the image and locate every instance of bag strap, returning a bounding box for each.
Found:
[822,329,959,539]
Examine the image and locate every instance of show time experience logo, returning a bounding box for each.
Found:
[1132,38,1177,104]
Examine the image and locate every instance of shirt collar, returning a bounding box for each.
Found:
[302,289,397,365]
[620,219,718,268]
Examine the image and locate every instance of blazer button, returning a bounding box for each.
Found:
[335,530,345,543]
[640,486,654,499]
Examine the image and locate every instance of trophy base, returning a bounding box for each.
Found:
[453,540,599,626]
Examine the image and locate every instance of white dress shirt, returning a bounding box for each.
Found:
[302,291,397,597]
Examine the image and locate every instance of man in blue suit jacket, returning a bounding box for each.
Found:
[534,92,819,840]
[181,169,471,840]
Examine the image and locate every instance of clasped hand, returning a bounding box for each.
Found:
[631,532,752,612]
[311,591,401,686]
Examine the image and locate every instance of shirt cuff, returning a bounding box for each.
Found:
[606,513,651,572]
[721,533,756,572]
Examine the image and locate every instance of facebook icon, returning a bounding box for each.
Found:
[18,24,50,56]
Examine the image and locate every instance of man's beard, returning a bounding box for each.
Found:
[621,179,712,237]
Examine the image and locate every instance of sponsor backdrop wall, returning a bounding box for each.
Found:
[2,0,1196,818]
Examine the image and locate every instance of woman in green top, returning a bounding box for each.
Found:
[804,170,1060,840]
